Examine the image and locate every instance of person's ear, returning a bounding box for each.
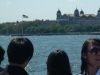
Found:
[22,57,31,68]
[26,57,30,62]
[83,53,86,59]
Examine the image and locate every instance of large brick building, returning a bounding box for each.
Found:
[39,8,100,26]
[56,8,100,25]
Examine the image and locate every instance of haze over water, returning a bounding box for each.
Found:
[0,35,100,75]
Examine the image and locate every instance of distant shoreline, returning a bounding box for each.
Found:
[1,32,100,36]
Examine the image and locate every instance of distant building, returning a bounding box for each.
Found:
[56,8,100,25]
[39,8,100,26]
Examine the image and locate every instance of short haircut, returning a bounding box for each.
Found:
[0,46,5,64]
[7,38,34,64]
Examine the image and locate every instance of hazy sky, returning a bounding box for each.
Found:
[0,0,100,23]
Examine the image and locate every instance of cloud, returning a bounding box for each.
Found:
[0,1,11,6]
[67,0,79,3]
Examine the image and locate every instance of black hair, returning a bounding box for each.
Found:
[0,46,5,65]
[47,50,72,75]
[81,38,100,75]
[7,38,34,64]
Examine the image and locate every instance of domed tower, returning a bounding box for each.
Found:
[80,9,84,14]
[97,8,100,17]
[74,8,79,17]
[56,9,61,20]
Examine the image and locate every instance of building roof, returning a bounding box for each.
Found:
[57,9,61,13]
[80,9,84,14]
[74,8,79,12]
[66,14,74,17]
[65,14,96,17]
[80,14,96,17]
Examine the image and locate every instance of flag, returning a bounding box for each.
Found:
[23,15,28,18]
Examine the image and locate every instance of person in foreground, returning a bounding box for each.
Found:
[79,38,100,75]
[0,46,5,72]
[47,50,72,75]
[0,38,34,75]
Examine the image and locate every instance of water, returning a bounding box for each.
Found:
[0,35,100,75]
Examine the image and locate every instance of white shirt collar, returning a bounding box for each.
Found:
[96,68,100,75]
[79,68,100,75]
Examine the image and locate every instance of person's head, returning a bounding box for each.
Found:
[7,38,34,66]
[47,50,72,75]
[0,46,5,65]
[81,38,100,73]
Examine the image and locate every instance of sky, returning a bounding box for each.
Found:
[0,0,100,23]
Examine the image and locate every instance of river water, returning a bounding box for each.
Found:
[0,35,100,75]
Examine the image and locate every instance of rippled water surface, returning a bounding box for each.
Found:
[1,35,100,75]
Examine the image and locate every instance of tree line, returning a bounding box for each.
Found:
[0,20,100,35]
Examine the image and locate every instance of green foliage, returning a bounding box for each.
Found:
[0,21,100,35]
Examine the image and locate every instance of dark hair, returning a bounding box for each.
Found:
[47,50,72,75]
[0,46,5,65]
[7,38,34,64]
[81,38,100,74]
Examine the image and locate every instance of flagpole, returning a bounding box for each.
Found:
[22,14,28,35]
[22,15,23,35]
